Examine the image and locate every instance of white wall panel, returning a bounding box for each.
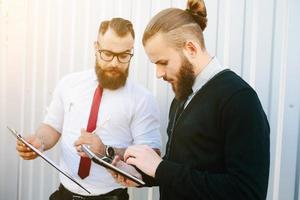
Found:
[1,0,300,199]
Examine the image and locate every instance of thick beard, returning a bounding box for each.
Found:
[95,62,129,90]
[173,56,195,101]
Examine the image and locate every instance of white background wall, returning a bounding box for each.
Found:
[0,0,299,199]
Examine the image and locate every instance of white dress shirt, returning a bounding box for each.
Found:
[44,70,161,195]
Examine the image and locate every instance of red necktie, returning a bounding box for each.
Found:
[78,85,103,179]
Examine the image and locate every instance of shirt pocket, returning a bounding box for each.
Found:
[63,99,89,135]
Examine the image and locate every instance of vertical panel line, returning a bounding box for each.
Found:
[18,0,30,199]
[28,0,39,198]
[52,0,63,190]
[272,0,290,199]
[215,0,220,56]
[248,0,258,88]
[295,103,300,199]
[147,187,153,200]
[240,0,247,77]
[83,0,91,69]
[267,0,279,118]
[222,0,231,66]
[55,0,62,83]
[40,0,51,198]
[69,0,76,72]
[0,0,8,196]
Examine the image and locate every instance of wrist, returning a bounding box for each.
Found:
[152,158,163,177]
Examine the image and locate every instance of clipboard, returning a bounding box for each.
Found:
[7,126,91,194]
[81,144,145,186]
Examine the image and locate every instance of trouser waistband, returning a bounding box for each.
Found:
[49,184,129,200]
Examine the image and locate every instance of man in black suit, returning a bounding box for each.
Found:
[112,0,270,199]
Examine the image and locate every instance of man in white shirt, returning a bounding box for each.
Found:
[16,17,161,200]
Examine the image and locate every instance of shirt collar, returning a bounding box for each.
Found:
[192,57,225,93]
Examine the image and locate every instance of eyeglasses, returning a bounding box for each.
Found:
[97,49,133,63]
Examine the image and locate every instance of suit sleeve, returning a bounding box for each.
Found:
[154,89,270,200]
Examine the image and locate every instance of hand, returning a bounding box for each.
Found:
[124,145,162,177]
[108,155,141,187]
[74,128,105,157]
[16,135,42,160]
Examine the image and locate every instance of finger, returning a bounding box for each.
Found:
[17,139,26,146]
[125,157,138,167]
[75,145,82,152]
[124,145,144,160]
[125,179,139,187]
[107,169,117,177]
[74,138,84,146]
[74,135,93,147]
[77,151,88,158]
[117,174,125,183]
[22,154,38,160]
[16,144,32,152]
[124,149,138,162]
[18,151,37,158]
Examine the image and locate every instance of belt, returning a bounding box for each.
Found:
[58,184,128,200]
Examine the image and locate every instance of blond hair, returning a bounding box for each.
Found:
[99,17,135,39]
[143,0,207,50]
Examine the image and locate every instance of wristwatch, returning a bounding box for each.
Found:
[105,145,115,159]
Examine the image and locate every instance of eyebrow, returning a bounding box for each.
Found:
[99,45,133,54]
[154,59,168,65]
[117,48,132,53]
[104,49,132,54]
[122,49,132,53]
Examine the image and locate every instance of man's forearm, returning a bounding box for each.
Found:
[35,123,61,151]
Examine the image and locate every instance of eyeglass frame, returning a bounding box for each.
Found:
[96,48,134,64]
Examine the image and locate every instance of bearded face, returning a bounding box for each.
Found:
[172,55,195,101]
[95,60,129,90]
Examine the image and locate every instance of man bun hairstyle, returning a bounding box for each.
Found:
[143,0,207,50]
[99,17,135,39]
[186,0,207,31]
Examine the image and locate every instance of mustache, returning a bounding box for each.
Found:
[163,76,173,82]
[102,67,122,73]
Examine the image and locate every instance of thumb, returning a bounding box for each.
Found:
[125,157,137,167]
[26,136,42,149]
[112,155,121,165]
[81,128,87,135]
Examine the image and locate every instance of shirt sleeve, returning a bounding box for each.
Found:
[43,79,65,134]
[154,89,270,200]
[130,92,162,150]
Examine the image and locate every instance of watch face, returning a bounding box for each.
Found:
[106,146,115,159]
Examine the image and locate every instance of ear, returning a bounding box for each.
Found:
[182,40,198,59]
[94,41,99,51]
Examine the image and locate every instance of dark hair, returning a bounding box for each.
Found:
[143,0,207,50]
[99,17,135,39]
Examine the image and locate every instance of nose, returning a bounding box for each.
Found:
[156,65,166,79]
[110,56,119,67]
